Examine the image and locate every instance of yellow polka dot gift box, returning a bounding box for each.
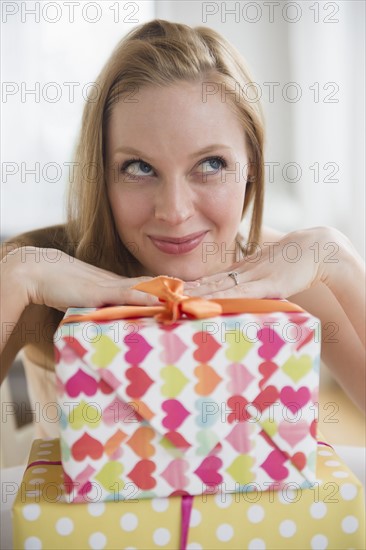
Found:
[54,276,322,502]
[12,438,365,549]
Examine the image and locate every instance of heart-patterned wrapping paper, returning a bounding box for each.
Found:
[55,306,320,503]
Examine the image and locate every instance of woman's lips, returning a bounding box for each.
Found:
[148,231,208,255]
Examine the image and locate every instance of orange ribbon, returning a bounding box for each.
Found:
[60,275,304,326]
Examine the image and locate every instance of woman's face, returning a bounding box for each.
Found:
[106,80,249,280]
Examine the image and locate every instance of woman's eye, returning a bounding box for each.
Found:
[121,159,153,178]
[119,155,227,181]
[199,156,227,174]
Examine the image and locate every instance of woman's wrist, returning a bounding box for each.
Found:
[2,247,32,310]
[0,247,33,355]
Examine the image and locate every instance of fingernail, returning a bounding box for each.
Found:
[184,281,201,288]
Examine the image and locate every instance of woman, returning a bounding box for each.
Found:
[1,20,365,440]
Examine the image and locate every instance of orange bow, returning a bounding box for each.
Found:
[60,276,304,326]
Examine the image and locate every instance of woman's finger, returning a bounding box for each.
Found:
[190,280,276,300]
[186,269,253,297]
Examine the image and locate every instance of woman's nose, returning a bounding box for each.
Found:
[154,178,195,225]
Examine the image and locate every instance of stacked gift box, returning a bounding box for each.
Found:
[12,277,366,548]
[13,438,366,549]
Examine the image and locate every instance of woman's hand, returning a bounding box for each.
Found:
[3,246,159,313]
[187,224,365,350]
[187,227,345,299]
[0,245,159,374]
[187,226,366,414]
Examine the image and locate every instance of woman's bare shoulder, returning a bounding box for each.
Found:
[258,224,286,245]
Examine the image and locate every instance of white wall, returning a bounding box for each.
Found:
[155,0,365,257]
[2,0,365,258]
[1,0,155,238]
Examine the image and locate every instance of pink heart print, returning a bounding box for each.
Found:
[257,327,285,360]
[76,464,96,485]
[194,455,223,485]
[124,333,153,364]
[193,332,221,363]
[227,363,254,394]
[258,361,278,390]
[287,315,309,325]
[98,378,114,394]
[63,335,88,358]
[254,385,280,413]
[128,460,157,490]
[162,399,190,430]
[59,344,80,364]
[261,449,289,481]
[295,327,315,351]
[209,442,223,455]
[278,419,309,446]
[163,431,191,450]
[227,386,279,422]
[103,398,140,426]
[225,422,252,453]
[159,322,180,332]
[77,482,93,501]
[98,369,121,393]
[227,395,250,423]
[72,433,104,461]
[291,451,306,471]
[161,459,189,489]
[65,468,98,502]
[280,386,311,413]
[65,369,98,398]
[159,333,188,363]
[126,366,154,398]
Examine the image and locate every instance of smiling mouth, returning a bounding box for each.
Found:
[148,231,208,255]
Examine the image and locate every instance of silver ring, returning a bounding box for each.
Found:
[228,271,239,286]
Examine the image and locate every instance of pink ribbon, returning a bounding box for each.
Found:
[26,460,62,471]
[317,440,334,450]
[180,495,194,550]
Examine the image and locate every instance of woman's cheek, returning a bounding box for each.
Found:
[204,185,245,221]
[109,188,143,229]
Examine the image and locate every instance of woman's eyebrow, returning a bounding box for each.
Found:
[187,144,233,158]
[112,144,233,159]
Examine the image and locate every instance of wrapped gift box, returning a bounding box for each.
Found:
[54,277,321,502]
[12,438,365,549]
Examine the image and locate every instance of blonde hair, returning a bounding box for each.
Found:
[67,19,265,275]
